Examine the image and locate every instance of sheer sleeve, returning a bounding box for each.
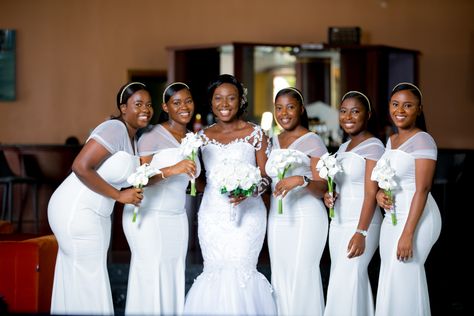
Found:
[402,132,437,160]
[87,119,130,154]
[294,133,328,158]
[353,137,385,161]
[138,124,179,157]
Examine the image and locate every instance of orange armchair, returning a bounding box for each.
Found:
[0,234,58,314]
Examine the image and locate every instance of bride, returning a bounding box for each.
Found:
[183,74,277,315]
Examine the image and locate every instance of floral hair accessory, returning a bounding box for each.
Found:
[241,84,248,107]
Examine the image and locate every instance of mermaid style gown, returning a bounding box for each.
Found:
[375,132,442,316]
[266,132,328,316]
[122,124,200,315]
[183,124,277,315]
[48,120,138,315]
[324,137,384,316]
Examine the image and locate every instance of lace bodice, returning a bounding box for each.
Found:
[196,124,269,279]
[199,123,267,188]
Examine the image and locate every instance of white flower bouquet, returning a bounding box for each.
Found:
[371,157,398,225]
[180,132,204,196]
[127,163,160,222]
[267,149,304,214]
[316,152,343,219]
[210,158,262,221]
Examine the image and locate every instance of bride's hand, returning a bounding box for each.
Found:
[229,194,247,206]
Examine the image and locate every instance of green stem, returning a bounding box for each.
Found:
[132,184,143,223]
[132,206,138,223]
[277,172,285,214]
[386,189,397,225]
[190,181,196,196]
[328,177,335,219]
[189,151,196,196]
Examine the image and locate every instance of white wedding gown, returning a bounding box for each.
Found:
[375,132,442,316]
[183,124,277,315]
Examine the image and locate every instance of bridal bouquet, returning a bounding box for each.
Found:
[127,163,160,222]
[316,152,343,219]
[371,157,398,225]
[180,132,204,196]
[211,158,262,221]
[267,149,304,214]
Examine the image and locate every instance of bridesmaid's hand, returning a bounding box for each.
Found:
[171,159,197,179]
[397,232,414,262]
[347,233,366,258]
[118,187,143,206]
[323,191,338,209]
[376,190,392,210]
[273,176,303,199]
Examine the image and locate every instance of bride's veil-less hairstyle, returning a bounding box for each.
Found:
[207,74,248,118]
[274,87,309,129]
[390,82,427,132]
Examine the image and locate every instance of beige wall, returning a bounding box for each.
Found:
[0,0,473,148]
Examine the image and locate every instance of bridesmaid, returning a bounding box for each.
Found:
[122,82,199,315]
[323,91,384,316]
[266,87,328,316]
[374,83,442,316]
[48,82,152,315]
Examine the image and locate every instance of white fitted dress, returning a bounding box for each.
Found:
[324,137,384,316]
[266,132,328,316]
[375,132,442,316]
[123,124,201,315]
[48,120,139,315]
[183,124,277,315]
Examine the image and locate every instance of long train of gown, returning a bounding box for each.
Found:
[266,133,328,316]
[183,133,276,315]
[48,151,138,315]
[324,138,384,316]
[123,147,194,315]
[375,133,442,316]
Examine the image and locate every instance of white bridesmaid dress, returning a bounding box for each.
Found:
[48,120,138,315]
[324,137,384,316]
[375,132,442,316]
[266,132,328,316]
[122,124,200,315]
[183,124,277,316]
